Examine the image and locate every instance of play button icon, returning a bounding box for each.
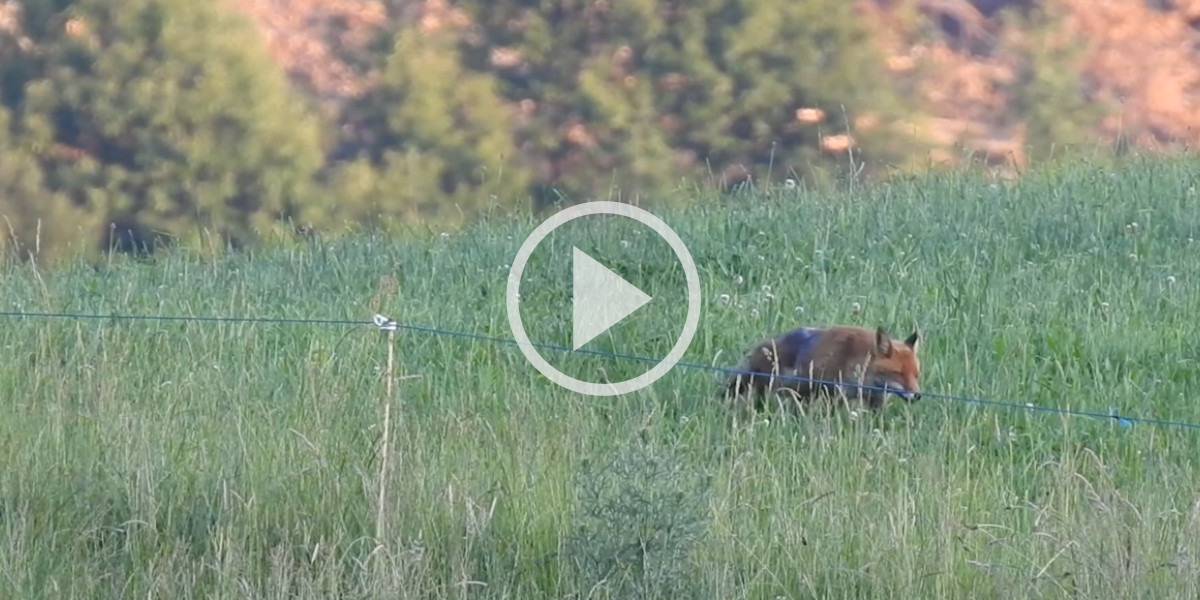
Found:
[571,247,653,350]
[506,201,702,397]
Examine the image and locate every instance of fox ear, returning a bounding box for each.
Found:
[904,331,920,351]
[875,327,893,356]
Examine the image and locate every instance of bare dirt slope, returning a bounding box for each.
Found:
[864,0,1200,168]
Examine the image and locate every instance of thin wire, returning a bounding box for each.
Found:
[0,309,1187,430]
[0,310,364,327]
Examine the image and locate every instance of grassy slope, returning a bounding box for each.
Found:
[0,156,1198,599]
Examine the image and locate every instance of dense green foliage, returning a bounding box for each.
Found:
[326,22,533,227]
[453,0,925,201]
[0,0,325,259]
[1005,3,1107,163]
[1,0,929,259]
[0,0,1160,264]
[0,157,1198,597]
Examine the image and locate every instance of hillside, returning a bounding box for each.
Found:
[5,0,1198,261]
[230,0,1200,173]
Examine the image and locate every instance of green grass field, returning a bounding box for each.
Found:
[1,156,1199,599]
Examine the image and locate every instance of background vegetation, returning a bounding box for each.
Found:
[0,0,1139,262]
[0,156,1197,598]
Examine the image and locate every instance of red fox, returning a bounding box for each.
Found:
[725,325,922,412]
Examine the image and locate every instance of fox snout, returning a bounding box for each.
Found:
[885,383,921,402]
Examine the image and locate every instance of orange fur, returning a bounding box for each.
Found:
[725,325,921,412]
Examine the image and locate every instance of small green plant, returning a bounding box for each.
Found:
[568,436,711,599]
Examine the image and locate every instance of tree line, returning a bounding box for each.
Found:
[0,0,1082,261]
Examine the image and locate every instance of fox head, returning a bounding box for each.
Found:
[869,327,921,402]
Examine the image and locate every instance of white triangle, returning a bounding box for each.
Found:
[572,247,653,351]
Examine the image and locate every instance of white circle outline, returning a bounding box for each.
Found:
[506,201,702,397]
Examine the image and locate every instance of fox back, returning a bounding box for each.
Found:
[726,325,922,411]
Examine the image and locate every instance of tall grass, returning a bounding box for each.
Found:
[1,156,1198,599]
